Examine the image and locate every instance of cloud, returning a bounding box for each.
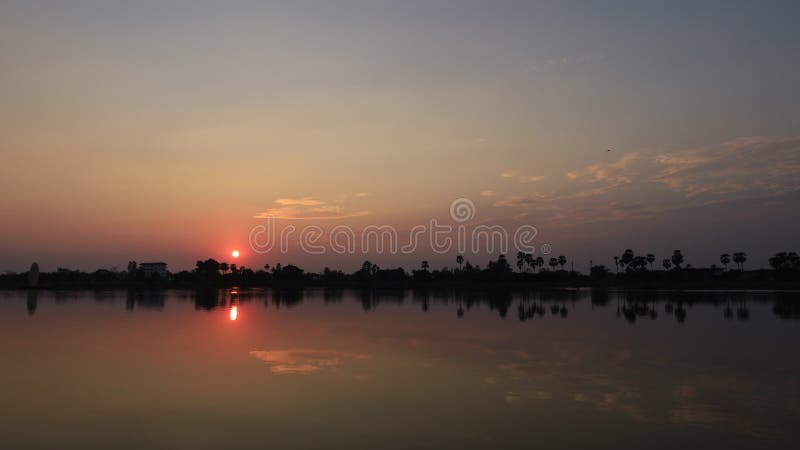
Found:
[490,136,800,226]
[567,152,640,184]
[652,136,800,198]
[253,206,369,220]
[500,172,545,184]
[354,192,371,198]
[560,152,641,198]
[254,197,370,220]
[249,349,370,375]
[566,201,659,223]
[480,190,495,197]
[274,197,325,206]
[493,193,551,207]
[518,175,545,183]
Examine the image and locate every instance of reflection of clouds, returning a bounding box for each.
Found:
[488,345,798,440]
[504,391,522,404]
[669,376,798,440]
[249,349,370,375]
[494,356,646,420]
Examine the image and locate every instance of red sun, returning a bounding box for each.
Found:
[231,250,240,258]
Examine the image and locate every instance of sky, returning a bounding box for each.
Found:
[1,0,799,272]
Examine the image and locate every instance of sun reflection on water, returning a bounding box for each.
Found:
[229,305,238,321]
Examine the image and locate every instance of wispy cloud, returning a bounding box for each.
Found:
[567,152,640,184]
[274,197,325,206]
[560,152,641,199]
[501,172,545,183]
[493,193,551,207]
[652,136,800,198]
[255,197,370,220]
[518,175,545,183]
[480,190,496,197]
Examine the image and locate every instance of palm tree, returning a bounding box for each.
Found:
[646,254,655,270]
[535,256,544,273]
[720,253,731,271]
[733,252,747,271]
[220,262,229,274]
[558,255,567,270]
[456,255,464,271]
[524,253,534,272]
[613,256,620,274]
[620,249,635,270]
[662,259,672,270]
[671,250,684,269]
[421,260,430,271]
[516,252,526,272]
[548,257,558,270]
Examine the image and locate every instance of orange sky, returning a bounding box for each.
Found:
[1,1,799,272]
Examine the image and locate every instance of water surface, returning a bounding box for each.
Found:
[1,289,798,449]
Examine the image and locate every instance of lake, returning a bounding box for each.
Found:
[1,288,798,449]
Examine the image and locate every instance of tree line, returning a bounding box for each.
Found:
[3,250,800,289]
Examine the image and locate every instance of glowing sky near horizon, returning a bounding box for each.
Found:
[1,0,799,272]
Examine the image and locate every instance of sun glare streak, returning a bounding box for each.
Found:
[229,305,238,321]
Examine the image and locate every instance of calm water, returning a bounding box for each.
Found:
[1,289,798,449]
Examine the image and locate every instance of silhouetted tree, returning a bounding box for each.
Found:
[421,261,430,271]
[662,259,672,270]
[524,253,534,272]
[558,255,567,270]
[720,253,731,271]
[456,255,464,270]
[631,256,648,271]
[613,256,620,274]
[590,265,611,279]
[620,249,634,271]
[548,257,558,270]
[769,252,800,270]
[220,262,229,274]
[646,254,655,270]
[516,252,526,272]
[671,250,684,269]
[195,259,221,276]
[535,256,544,273]
[733,252,747,271]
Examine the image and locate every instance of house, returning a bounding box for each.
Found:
[139,262,168,278]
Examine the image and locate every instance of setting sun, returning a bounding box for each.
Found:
[231,250,240,258]
[229,306,238,321]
